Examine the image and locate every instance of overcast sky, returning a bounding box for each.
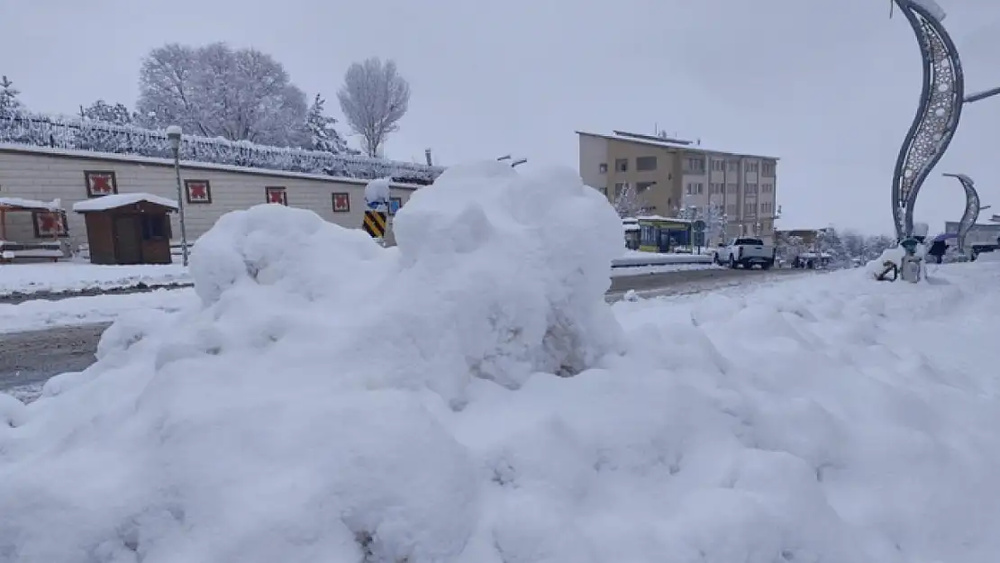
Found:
[2,0,999,234]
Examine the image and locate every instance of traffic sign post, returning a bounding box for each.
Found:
[363,178,391,245]
[363,210,387,239]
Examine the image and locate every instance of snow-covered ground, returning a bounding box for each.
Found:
[3,162,1000,562]
[0,262,190,297]
[0,288,196,334]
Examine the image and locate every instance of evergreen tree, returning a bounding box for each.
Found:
[0,75,23,116]
[305,94,348,154]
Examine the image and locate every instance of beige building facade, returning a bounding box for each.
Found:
[0,145,418,252]
[578,130,780,244]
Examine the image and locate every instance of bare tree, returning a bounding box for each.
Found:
[136,43,309,147]
[612,183,644,218]
[337,57,410,157]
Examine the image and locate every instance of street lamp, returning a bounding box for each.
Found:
[511,158,528,168]
[166,125,189,267]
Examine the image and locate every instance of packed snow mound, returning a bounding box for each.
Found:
[392,161,625,387]
[0,162,627,562]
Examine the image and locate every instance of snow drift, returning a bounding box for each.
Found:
[5,161,1000,562]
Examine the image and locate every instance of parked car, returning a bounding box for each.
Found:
[719,237,776,269]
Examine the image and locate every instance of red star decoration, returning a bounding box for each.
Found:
[90,175,112,194]
[269,190,286,204]
[38,214,60,234]
[334,194,349,210]
[189,183,207,200]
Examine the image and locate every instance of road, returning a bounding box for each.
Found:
[0,267,817,401]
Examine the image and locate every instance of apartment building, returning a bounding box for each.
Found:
[578,130,780,243]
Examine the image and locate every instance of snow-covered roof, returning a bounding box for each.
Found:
[637,214,692,224]
[0,196,62,211]
[576,131,780,161]
[73,193,179,213]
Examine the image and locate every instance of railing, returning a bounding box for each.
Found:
[0,111,444,185]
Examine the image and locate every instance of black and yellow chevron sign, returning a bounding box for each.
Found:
[363,210,387,239]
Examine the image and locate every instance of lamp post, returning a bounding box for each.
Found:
[166,125,189,267]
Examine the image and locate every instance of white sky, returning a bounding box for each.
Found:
[2,0,1000,234]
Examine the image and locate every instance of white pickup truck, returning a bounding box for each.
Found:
[718,237,776,269]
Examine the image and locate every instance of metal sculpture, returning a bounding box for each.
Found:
[890,0,965,241]
[943,173,980,252]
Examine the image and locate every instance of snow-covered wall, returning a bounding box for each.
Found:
[0,111,443,185]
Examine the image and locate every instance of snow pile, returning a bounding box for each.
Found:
[0,161,624,562]
[6,159,1000,561]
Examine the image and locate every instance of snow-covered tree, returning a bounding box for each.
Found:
[305,94,349,154]
[80,100,132,125]
[613,183,644,218]
[815,227,851,266]
[337,57,410,157]
[136,43,309,147]
[865,234,895,258]
[0,75,22,116]
[677,204,727,245]
[775,232,809,263]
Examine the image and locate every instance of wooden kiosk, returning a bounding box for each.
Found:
[73,193,178,265]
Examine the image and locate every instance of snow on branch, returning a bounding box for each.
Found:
[0,110,443,185]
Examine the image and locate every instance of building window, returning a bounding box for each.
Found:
[761,183,772,193]
[697,183,704,194]
[615,158,628,172]
[614,182,627,197]
[762,162,775,177]
[140,215,170,240]
[728,161,738,172]
[599,163,608,174]
[685,157,705,173]
[636,156,657,171]
[711,160,725,172]
[727,183,737,194]
[636,181,655,193]
[744,203,756,215]
[746,183,758,194]
[184,180,213,204]
[389,197,402,215]
[745,162,759,173]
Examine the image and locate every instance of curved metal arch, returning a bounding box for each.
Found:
[943,172,980,252]
[891,0,965,240]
